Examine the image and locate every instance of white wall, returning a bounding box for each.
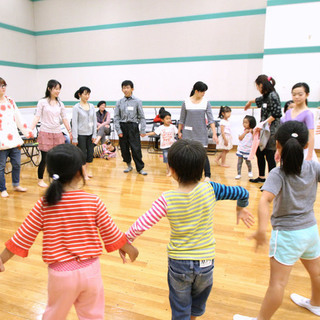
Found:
[262,1,320,147]
[1,0,319,146]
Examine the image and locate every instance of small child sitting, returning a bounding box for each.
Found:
[93,140,116,160]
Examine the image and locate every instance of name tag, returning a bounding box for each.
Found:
[184,126,193,131]
[199,260,212,268]
[127,106,134,111]
[262,103,267,109]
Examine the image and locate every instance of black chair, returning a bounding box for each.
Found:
[5,128,41,174]
[147,122,162,154]
[207,120,220,154]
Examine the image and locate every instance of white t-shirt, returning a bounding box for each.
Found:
[220,119,231,135]
[154,124,178,149]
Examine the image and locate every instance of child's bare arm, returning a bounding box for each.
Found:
[238,129,250,141]
[0,248,15,272]
[146,132,156,136]
[119,242,139,264]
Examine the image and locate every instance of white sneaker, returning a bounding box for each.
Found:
[291,293,320,316]
[235,175,241,180]
[248,172,253,178]
[233,315,257,320]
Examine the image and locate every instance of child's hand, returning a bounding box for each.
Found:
[224,139,228,146]
[119,242,139,264]
[249,230,268,251]
[236,207,255,228]
[0,257,5,272]
[119,249,127,264]
[128,245,139,262]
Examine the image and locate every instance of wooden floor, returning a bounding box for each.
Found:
[1,148,319,320]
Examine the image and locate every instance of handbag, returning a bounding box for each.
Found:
[259,122,270,151]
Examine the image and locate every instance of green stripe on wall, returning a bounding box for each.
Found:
[37,53,264,69]
[0,22,35,36]
[0,8,265,36]
[16,101,319,108]
[0,60,37,69]
[0,53,263,69]
[264,46,320,55]
[268,0,320,6]
[35,9,266,36]
[2,45,319,70]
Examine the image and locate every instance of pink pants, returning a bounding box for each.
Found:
[43,259,105,320]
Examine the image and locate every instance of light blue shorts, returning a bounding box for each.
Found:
[269,224,320,266]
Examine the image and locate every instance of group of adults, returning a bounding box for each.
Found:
[0,74,316,197]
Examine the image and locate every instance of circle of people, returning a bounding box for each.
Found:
[0,74,320,320]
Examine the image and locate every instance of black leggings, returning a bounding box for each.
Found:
[204,155,211,178]
[38,151,47,179]
[256,148,276,177]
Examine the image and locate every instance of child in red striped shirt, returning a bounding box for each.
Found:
[0,143,138,320]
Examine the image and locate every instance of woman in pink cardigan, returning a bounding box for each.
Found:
[0,77,33,198]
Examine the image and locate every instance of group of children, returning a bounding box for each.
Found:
[1,75,320,320]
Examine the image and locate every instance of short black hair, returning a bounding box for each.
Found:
[168,140,206,184]
[160,111,171,119]
[97,100,106,108]
[284,100,294,113]
[121,80,134,88]
[244,115,256,129]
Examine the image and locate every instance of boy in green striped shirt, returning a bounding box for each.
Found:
[124,139,254,320]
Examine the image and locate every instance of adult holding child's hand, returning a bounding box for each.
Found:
[245,75,282,184]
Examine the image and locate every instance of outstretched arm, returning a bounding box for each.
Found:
[210,181,254,227]
[0,248,15,272]
[126,196,167,243]
[250,190,274,250]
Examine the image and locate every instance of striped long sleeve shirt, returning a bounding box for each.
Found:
[5,190,127,264]
[126,181,249,260]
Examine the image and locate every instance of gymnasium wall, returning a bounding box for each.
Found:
[0,0,319,145]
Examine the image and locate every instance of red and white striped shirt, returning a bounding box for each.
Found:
[5,190,127,264]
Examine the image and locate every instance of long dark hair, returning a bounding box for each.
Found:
[255,74,275,95]
[45,144,85,205]
[275,121,308,175]
[44,79,62,101]
[292,82,310,106]
[190,81,208,97]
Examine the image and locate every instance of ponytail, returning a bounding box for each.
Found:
[45,144,85,206]
[218,105,231,119]
[275,121,308,176]
[74,86,91,100]
[255,74,276,95]
[281,138,304,175]
[45,179,64,206]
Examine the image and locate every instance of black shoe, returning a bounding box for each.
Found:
[249,177,266,183]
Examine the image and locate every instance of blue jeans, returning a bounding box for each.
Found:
[168,258,214,320]
[162,148,169,163]
[0,147,21,191]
